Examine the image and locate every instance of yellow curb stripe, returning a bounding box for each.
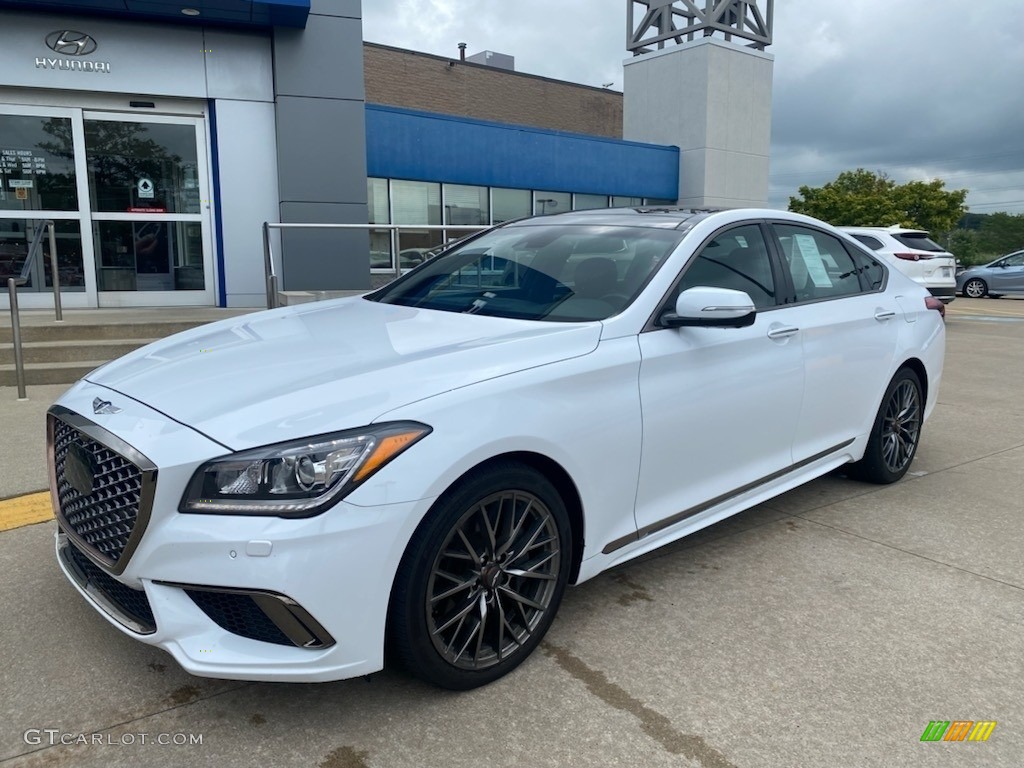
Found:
[0,491,54,532]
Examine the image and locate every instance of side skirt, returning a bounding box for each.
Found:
[601,438,856,555]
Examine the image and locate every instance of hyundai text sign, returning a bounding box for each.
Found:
[36,30,111,73]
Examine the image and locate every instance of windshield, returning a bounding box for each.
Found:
[368,224,683,321]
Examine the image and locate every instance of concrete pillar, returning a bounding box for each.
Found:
[272,1,370,291]
[623,37,773,209]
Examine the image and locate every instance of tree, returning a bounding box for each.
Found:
[789,169,968,233]
[977,212,1024,255]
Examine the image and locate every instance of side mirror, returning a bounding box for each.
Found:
[661,286,756,328]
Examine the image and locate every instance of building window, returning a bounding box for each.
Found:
[612,196,643,207]
[391,180,442,267]
[0,115,78,212]
[534,191,570,216]
[443,184,489,225]
[573,194,608,210]
[492,188,531,224]
[367,177,392,271]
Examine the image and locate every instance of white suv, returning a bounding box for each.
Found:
[840,226,957,303]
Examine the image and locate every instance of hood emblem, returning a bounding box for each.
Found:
[92,397,122,415]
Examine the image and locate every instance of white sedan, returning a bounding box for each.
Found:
[49,208,945,690]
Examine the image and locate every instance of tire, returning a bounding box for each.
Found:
[962,278,987,298]
[849,368,923,484]
[388,461,572,690]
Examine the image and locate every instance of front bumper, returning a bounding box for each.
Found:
[50,380,430,682]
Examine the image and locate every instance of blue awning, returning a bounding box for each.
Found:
[0,0,310,28]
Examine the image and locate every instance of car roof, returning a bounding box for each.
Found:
[506,206,718,230]
[840,225,929,236]
[506,206,825,231]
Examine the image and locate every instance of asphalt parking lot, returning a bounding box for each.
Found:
[1,297,1022,768]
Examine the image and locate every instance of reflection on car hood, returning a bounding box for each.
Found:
[86,298,601,450]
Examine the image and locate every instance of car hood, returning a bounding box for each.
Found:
[86,298,602,450]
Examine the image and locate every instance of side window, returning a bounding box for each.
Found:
[774,225,865,302]
[1003,253,1024,267]
[851,234,884,250]
[675,224,777,309]
[848,246,886,291]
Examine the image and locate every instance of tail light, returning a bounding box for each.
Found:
[925,296,945,318]
[895,252,933,261]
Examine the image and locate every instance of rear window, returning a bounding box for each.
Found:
[892,233,945,252]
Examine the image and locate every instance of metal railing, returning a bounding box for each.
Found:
[261,223,489,309]
[6,220,64,400]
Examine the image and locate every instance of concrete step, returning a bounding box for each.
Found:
[0,360,107,387]
[0,321,205,345]
[0,339,157,366]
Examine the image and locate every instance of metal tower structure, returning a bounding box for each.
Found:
[628,0,773,53]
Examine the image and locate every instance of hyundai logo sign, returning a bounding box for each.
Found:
[45,30,98,56]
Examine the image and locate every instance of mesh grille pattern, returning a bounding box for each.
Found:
[185,590,294,646]
[53,419,143,564]
[65,543,156,632]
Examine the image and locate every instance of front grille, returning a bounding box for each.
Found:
[185,590,295,646]
[50,413,154,571]
[63,541,156,634]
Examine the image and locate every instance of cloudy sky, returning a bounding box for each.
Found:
[363,0,1024,215]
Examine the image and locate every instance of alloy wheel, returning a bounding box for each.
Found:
[963,279,986,298]
[881,379,921,473]
[425,490,561,670]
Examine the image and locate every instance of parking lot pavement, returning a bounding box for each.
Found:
[2,301,1023,768]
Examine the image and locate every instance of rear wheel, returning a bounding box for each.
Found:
[388,462,571,689]
[849,368,923,484]
[962,278,987,298]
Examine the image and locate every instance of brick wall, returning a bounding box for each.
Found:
[364,43,623,139]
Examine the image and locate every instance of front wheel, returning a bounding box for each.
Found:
[962,278,988,298]
[388,462,571,689]
[849,368,923,484]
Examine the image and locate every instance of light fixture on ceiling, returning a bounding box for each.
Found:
[181,8,201,16]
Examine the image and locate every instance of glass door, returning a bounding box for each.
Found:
[84,112,213,306]
[0,106,91,308]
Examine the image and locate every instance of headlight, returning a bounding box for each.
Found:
[180,422,431,516]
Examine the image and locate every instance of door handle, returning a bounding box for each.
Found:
[874,309,897,321]
[767,326,799,339]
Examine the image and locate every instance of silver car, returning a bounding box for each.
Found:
[957,251,1024,298]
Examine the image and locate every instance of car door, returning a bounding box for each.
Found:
[990,252,1024,292]
[768,223,901,461]
[630,223,805,546]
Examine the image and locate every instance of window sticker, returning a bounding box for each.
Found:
[792,234,833,287]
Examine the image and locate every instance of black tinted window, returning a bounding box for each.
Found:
[851,234,884,250]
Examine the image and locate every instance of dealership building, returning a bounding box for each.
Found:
[0,0,773,309]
